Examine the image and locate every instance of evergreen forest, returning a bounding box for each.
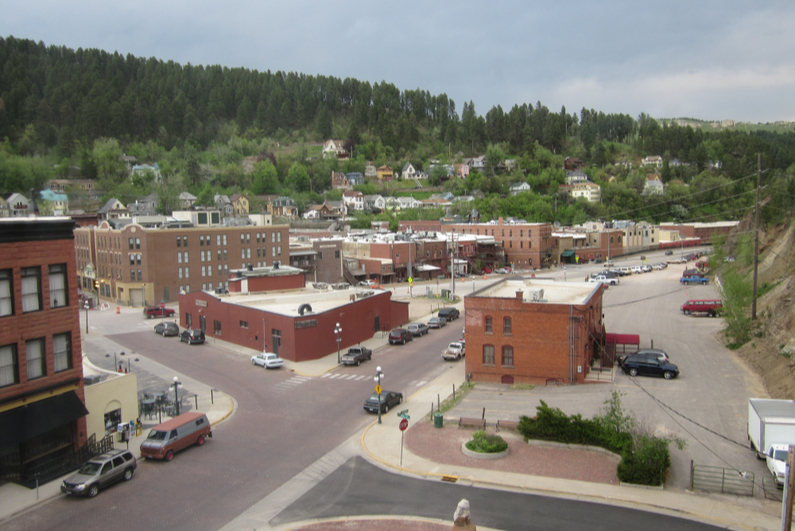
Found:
[1,36,794,227]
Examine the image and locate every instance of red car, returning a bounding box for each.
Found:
[143,306,176,319]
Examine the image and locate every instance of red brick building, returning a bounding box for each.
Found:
[0,218,89,485]
[75,222,289,305]
[658,221,739,244]
[228,266,306,293]
[179,288,409,362]
[465,278,605,385]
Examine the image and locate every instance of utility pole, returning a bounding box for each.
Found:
[752,153,761,320]
[451,231,456,301]
[781,445,795,531]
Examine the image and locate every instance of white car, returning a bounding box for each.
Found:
[631,266,643,274]
[358,280,376,287]
[589,275,618,286]
[251,352,284,369]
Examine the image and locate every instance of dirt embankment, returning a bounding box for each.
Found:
[728,221,795,399]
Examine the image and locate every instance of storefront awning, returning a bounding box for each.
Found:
[560,249,576,258]
[0,391,89,447]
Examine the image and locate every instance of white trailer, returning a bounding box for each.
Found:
[748,398,795,458]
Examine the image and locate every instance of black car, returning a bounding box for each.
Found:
[363,391,403,414]
[180,329,205,345]
[388,329,413,345]
[154,322,180,337]
[664,250,674,256]
[620,353,679,379]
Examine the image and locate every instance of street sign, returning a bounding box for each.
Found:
[398,409,409,417]
[159,302,166,308]
[399,418,408,431]
[375,384,382,395]
[408,277,413,284]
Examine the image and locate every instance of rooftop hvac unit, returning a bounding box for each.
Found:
[530,289,545,301]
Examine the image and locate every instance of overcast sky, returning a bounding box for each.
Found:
[3,1,794,123]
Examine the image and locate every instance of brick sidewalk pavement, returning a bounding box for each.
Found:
[405,421,620,485]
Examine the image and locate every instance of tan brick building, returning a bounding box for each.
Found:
[0,218,89,485]
[75,222,289,305]
[465,278,605,385]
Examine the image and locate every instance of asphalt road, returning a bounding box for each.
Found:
[2,312,458,531]
[272,456,725,531]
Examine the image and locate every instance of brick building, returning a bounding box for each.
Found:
[445,221,557,270]
[658,221,739,244]
[465,278,605,385]
[74,222,289,306]
[179,287,409,362]
[0,218,90,485]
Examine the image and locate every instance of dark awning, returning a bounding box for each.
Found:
[560,249,576,258]
[0,391,89,447]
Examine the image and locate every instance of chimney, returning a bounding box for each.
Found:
[515,290,523,300]
[498,217,504,225]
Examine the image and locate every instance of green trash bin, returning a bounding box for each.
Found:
[433,412,444,428]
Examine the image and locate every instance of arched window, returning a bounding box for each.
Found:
[502,346,514,367]
[483,345,495,366]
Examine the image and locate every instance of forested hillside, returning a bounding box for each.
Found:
[1,36,794,226]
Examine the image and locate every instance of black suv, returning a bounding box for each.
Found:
[620,352,679,379]
[437,308,460,322]
[180,329,205,345]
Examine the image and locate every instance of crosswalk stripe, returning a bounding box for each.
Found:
[415,380,427,386]
[321,373,331,378]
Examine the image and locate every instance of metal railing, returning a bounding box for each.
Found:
[690,461,755,497]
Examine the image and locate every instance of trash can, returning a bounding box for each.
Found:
[434,412,444,428]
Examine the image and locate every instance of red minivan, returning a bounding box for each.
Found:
[680,299,722,317]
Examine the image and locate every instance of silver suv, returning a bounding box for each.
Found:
[61,449,137,498]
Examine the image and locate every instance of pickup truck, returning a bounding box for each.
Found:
[680,275,708,285]
[442,342,465,361]
[340,346,372,366]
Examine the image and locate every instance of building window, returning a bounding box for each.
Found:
[26,338,46,380]
[177,253,182,264]
[485,316,493,333]
[240,320,248,328]
[200,235,204,246]
[218,265,222,275]
[241,249,246,259]
[202,283,206,290]
[214,320,222,336]
[129,254,135,266]
[128,238,134,250]
[177,236,181,247]
[201,251,205,262]
[49,264,68,308]
[501,346,514,367]
[137,270,142,281]
[184,267,189,279]
[503,317,512,335]
[1,269,14,317]
[21,267,42,313]
[217,235,221,246]
[54,332,72,372]
[136,254,141,265]
[182,236,188,247]
[104,409,121,435]
[183,251,189,262]
[135,238,140,249]
[223,234,227,245]
[201,266,206,277]
[335,250,340,258]
[131,270,136,281]
[0,344,19,387]
[483,345,495,366]
[223,250,228,260]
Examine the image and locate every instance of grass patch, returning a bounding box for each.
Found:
[510,383,536,391]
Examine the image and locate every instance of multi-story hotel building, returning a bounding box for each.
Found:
[75,221,290,305]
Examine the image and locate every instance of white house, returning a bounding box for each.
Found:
[642,156,663,169]
[401,162,418,180]
[6,193,31,217]
[565,170,589,185]
[342,190,365,211]
[397,196,422,209]
[364,195,385,212]
[509,182,531,195]
[569,182,601,203]
[643,176,664,195]
[323,139,346,159]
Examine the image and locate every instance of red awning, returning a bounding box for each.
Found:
[605,333,640,346]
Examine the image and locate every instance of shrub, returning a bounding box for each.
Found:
[517,397,673,486]
[465,430,508,453]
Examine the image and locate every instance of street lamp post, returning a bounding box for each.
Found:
[172,376,182,416]
[84,301,90,334]
[374,366,384,424]
[334,323,342,364]
[563,266,567,282]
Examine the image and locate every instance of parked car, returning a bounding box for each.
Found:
[251,352,284,369]
[358,280,377,287]
[140,412,212,461]
[631,266,643,274]
[495,268,509,274]
[428,317,447,329]
[143,306,176,319]
[388,328,413,345]
[680,299,723,317]
[60,449,137,498]
[620,352,679,379]
[437,308,460,321]
[664,250,674,256]
[154,322,179,337]
[620,348,670,364]
[341,346,372,366]
[363,390,403,414]
[407,323,430,337]
[589,275,618,286]
[442,342,466,361]
[641,264,652,273]
[179,329,205,345]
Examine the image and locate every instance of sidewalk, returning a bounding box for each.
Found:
[360,363,785,531]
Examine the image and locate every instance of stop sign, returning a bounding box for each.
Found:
[159,302,166,308]
[399,418,408,431]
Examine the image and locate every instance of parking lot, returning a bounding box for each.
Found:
[448,252,771,492]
